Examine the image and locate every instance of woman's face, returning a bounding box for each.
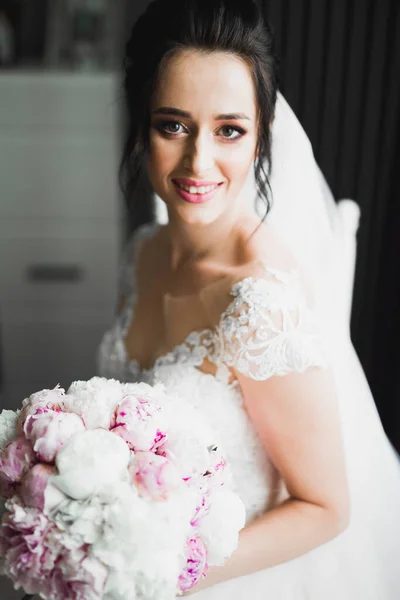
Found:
[147,49,259,226]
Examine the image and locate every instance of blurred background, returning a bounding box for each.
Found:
[0,0,399,442]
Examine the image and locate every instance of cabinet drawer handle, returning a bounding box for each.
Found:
[26,264,84,283]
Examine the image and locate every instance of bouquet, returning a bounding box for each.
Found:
[0,377,245,600]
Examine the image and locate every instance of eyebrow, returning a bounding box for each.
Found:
[152,107,251,120]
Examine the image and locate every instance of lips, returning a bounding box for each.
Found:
[172,180,223,204]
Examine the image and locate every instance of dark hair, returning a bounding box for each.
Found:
[121,0,280,220]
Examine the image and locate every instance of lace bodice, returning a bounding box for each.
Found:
[97,223,328,523]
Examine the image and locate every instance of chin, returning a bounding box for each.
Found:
[172,204,226,226]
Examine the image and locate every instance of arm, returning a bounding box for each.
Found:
[186,363,350,593]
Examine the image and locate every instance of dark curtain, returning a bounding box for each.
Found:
[125,0,400,450]
[261,0,400,451]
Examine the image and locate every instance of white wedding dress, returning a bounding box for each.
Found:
[96,94,400,599]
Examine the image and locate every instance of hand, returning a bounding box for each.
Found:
[180,570,214,596]
[180,588,198,597]
[178,585,198,597]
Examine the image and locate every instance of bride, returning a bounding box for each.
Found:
[97,0,400,597]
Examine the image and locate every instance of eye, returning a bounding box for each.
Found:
[218,125,246,140]
[155,120,187,135]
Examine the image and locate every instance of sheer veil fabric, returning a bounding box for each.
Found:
[152,91,400,597]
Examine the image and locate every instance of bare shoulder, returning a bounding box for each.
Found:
[237,222,314,300]
[200,223,311,323]
[239,221,302,274]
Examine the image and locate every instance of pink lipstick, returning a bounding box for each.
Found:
[172,179,223,204]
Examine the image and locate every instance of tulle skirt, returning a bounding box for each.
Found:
[192,332,400,599]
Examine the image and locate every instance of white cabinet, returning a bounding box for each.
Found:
[0,135,118,219]
[0,220,119,309]
[0,72,123,410]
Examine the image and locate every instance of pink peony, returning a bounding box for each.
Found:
[24,411,85,463]
[17,386,66,435]
[20,464,57,510]
[47,550,107,600]
[0,497,106,600]
[0,498,62,596]
[112,395,166,452]
[178,536,208,591]
[0,437,36,498]
[130,451,182,501]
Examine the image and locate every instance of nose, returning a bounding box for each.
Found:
[183,130,215,175]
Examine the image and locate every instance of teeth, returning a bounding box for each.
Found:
[176,182,218,194]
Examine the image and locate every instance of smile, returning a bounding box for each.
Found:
[174,181,220,195]
[172,180,223,204]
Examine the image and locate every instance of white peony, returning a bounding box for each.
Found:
[65,377,124,429]
[51,494,108,545]
[67,376,122,396]
[122,381,167,402]
[161,430,212,479]
[162,407,219,480]
[0,408,20,449]
[92,481,193,600]
[197,488,246,565]
[51,429,130,500]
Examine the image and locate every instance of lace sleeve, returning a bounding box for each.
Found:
[219,268,328,381]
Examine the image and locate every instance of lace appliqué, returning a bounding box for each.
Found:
[98,224,327,385]
[218,269,328,380]
[152,329,233,385]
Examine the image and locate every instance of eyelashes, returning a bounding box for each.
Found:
[153,120,247,141]
[218,124,248,140]
[156,121,185,135]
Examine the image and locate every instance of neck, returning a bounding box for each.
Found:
[164,204,260,274]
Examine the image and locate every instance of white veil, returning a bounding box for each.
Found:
[257,91,337,279]
[256,92,349,336]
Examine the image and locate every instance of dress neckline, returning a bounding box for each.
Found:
[119,222,299,376]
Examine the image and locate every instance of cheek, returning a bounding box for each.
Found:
[222,143,256,183]
[147,135,178,176]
